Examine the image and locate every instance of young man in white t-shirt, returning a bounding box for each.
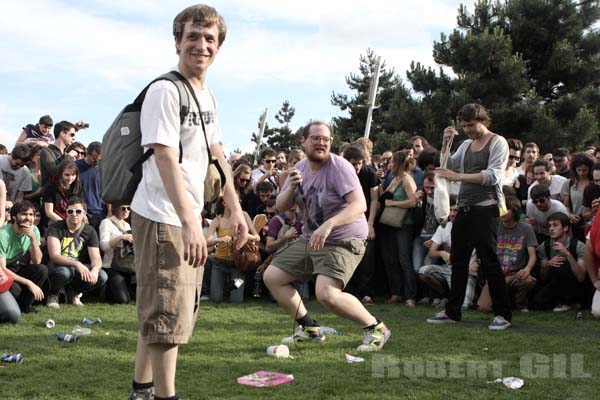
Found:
[128,5,248,400]
[528,159,568,200]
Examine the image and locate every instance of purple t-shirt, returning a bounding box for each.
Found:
[282,153,368,243]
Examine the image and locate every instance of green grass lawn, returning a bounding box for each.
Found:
[1,300,599,399]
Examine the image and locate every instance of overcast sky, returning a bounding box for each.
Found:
[0,0,467,155]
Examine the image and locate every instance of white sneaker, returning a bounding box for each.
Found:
[72,293,84,306]
[356,322,391,352]
[281,326,325,345]
[553,304,570,312]
[47,294,60,309]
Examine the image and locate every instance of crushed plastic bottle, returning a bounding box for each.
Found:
[72,326,91,335]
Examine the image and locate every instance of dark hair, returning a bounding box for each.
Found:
[9,200,37,221]
[28,143,43,158]
[449,194,458,207]
[10,144,32,163]
[395,141,413,152]
[505,196,522,220]
[259,147,277,161]
[593,162,600,173]
[533,159,551,172]
[457,103,490,126]
[214,197,225,216]
[38,115,53,126]
[57,160,81,194]
[54,121,76,137]
[87,141,101,155]
[570,152,594,184]
[423,172,435,182]
[417,149,440,171]
[530,184,550,199]
[553,147,570,158]
[0,144,7,155]
[524,142,539,152]
[301,121,331,139]
[548,212,571,230]
[507,138,523,152]
[66,142,86,154]
[502,185,517,198]
[232,156,251,170]
[343,145,365,162]
[256,180,274,193]
[173,4,227,46]
[67,196,87,211]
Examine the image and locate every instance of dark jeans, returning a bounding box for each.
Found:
[447,206,512,321]
[47,264,108,296]
[380,224,415,299]
[346,238,376,298]
[532,264,588,309]
[7,263,48,312]
[104,268,135,304]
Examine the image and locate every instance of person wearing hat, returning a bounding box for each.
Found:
[553,147,572,179]
[16,115,55,147]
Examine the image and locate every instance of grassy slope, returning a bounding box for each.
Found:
[1,301,599,400]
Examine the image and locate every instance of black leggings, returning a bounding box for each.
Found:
[104,268,135,304]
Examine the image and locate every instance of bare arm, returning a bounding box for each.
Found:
[243,212,260,242]
[44,202,63,222]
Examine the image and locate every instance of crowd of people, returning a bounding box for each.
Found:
[1,114,600,324]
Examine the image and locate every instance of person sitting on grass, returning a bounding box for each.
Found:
[418,196,478,310]
[0,200,47,323]
[205,198,259,303]
[46,196,107,308]
[99,204,134,304]
[478,196,537,313]
[526,184,569,244]
[531,212,587,312]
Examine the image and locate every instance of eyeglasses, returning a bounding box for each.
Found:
[76,151,86,156]
[238,178,250,183]
[532,197,547,205]
[264,159,277,164]
[66,208,84,215]
[5,207,11,212]
[120,206,131,211]
[508,155,520,161]
[308,136,331,144]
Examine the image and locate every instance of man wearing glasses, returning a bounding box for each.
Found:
[526,185,569,244]
[251,147,280,192]
[264,121,391,352]
[45,196,107,309]
[40,120,77,184]
[0,144,32,202]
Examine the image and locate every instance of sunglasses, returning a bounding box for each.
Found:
[508,155,520,161]
[66,208,84,215]
[238,178,250,183]
[76,151,86,156]
[532,197,547,205]
[264,159,277,164]
[120,206,131,211]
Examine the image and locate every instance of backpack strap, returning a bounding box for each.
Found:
[171,71,227,189]
[544,239,551,260]
[132,72,189,170]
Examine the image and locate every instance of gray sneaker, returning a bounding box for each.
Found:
[128,387,154,400]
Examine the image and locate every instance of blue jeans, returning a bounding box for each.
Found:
[412,236,433,273]
[0,292,21,324]
[47,264,108,296]
[210,258,244,303]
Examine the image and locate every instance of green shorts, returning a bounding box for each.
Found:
[270,238,366,287]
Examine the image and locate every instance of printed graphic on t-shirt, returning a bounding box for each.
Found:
[497,234,524,273]
[60,236,84,260]
[187,110,215,127]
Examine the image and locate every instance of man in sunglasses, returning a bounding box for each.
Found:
[45,196,107,309]
[0,144,32,202]
[40,120,77,185]
[251,147,280,193]
[526,185,569,244]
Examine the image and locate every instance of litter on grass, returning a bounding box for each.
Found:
[491,377,524,389]
[237,371,294,387]
[345,354,364,363]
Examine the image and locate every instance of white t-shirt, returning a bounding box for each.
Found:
[526,199,569,235]
[99,216,132,268]
[131,74,222,226]
[0,155,32,201]
[431,221,453,251]
[528,175,568,200]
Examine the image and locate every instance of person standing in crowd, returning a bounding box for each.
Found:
[553,147,572,179]
[17,115,54,147]
[40,121,77,185]
[43,160,81,225]
[516,142,539,176]
[412,135,430,162]
[528,159,568,200]
[378,149,418,306]
[584,203,600,319]
[561,152,594,241]
[232,164,253,212]
[251,148,280,192]
[503,139,522,187]
[263,121,391,352]
[127,5,248,400]
[277,148,304,188]
[427,103,512,330]
[581,163,600,224]
[23,144,44,211]
[0,144,32,202]
[526,185,569,243]
[99,204,134,304]
[77,142,105,231]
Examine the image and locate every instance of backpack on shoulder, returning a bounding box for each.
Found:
[100,71,225,205]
